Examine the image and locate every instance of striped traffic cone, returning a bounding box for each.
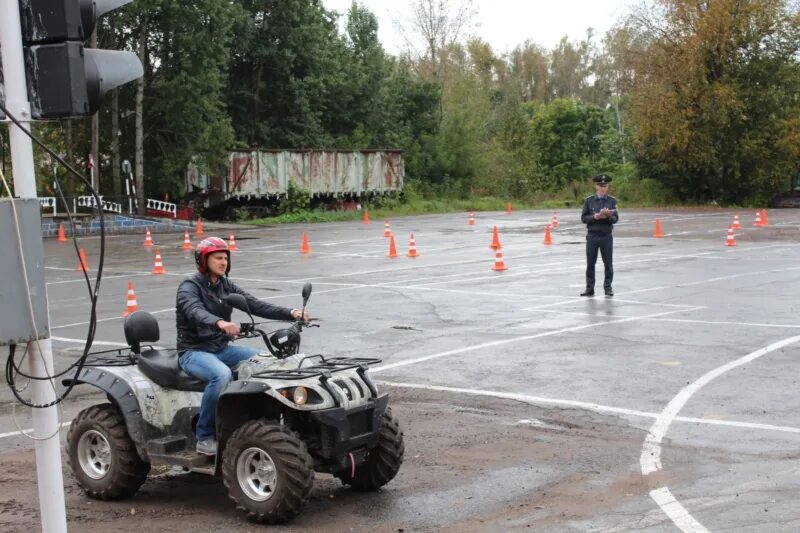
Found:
[181,231,192,250]
[731,214,742,230]
[143,228,154,247]
[122,282,139,317]
[407,233,419,257]
[725,226,737,247]
[754,210,763,227]
[491,250,508,271]
[384,220,392,237]
[229,234,239,251]
[552,211,559,228]
[152,249,166,274]
[468,212,475,226]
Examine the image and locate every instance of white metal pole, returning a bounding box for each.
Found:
[0,2,69,532]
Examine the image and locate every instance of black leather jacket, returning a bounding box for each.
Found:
[581,194,619,234]
[176,272,294,353]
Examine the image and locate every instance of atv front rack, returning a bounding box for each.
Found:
[249,356,382,405]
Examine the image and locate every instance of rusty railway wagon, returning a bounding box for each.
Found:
[186,149,404,219]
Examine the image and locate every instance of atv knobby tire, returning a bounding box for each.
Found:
[222,419,314,524]
[66,403,150,500]
[337,407,404,491]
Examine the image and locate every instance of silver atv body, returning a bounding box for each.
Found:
[63,288,404,524]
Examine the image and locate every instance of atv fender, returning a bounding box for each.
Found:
[62,367,149,462]
[216,381,284,451]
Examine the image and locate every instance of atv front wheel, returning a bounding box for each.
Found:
[66,403,150,500]
[337,407,404,491]
[222,419,314,524]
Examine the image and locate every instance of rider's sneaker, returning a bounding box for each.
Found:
[196,438,218,455]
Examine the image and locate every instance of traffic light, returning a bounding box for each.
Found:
[17,0,143,119]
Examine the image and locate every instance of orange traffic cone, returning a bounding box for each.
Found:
[725,226,737,247]
[196,217,204,237]
[762,209,769,227]
[653,218,664,238]
[75,248,89,272]
[491,250,508,271]
[490,226,501,249]
[58,223,67,242]
[468,212,475,226]
[143,228,154,247]
[122,282,139,317]
[506,202,513,214]
[182,231,192,250]
[387,235,398,258]
[383,220,392,237]
[152,249,166,274]
[552,211,559,228]
[543,224,553,245]
[301,232,310,254]
[229,234,239,251]
[407,233,419,258]
[754,210,763,227]
[363,210,370,224]
[731,214,742,230]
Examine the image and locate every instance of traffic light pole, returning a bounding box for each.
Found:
[0,2,69,532]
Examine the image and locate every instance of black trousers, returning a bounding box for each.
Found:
[586,233,613,290]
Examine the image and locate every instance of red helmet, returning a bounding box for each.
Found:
[195,237,230,274]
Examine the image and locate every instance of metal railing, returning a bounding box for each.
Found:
[146,198,177,217]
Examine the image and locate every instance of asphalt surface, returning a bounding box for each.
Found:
[2,207,800,532]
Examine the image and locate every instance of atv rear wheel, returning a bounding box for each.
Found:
[222,419,314,524]
[337,407,404,491]
[66,403,149,500]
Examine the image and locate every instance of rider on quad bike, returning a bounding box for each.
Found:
[177,236,307,455]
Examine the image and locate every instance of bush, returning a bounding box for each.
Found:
[279,181,311,214]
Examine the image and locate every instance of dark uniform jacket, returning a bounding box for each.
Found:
[581,194,619,234]
[176,272,294,353]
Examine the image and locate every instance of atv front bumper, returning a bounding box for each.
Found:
[310,393,389,462]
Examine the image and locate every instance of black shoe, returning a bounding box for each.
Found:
[605,288,614,296]
[580,289,595,297]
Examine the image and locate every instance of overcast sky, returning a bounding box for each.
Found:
[321,0,634,55]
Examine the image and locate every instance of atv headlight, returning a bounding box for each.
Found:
[292,387,308,405]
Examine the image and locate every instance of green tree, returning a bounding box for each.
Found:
[629,0,800,203]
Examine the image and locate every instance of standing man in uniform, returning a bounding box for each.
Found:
[580,174,619,297]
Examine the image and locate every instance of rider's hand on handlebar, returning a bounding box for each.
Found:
[216,320,241,336]
[290,309,310,323]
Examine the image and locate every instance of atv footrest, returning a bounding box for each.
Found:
[149,450,213,469]
[148,436,187,455]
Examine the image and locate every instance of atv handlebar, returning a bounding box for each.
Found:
[235,319,319,359]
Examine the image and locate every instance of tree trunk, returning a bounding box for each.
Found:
[111,88,120,197]
[90,28,100,193]
[135,19,147,215]
[64,121,75,198]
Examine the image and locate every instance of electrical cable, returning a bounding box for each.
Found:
[1,101,106,410]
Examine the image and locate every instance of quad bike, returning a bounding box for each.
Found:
[63,283,404,524]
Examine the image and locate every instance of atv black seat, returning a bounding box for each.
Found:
[124,311,206,392]
[138,349,206,392]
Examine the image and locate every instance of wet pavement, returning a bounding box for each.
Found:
[2,207,800,532]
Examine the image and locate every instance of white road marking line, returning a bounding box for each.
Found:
[640,335,800,532]
[379,381,800,434]
[51,337,130,347]
[0,422,71,440]
[640,335,800,475]
[373,308,703,373]
[649,487,710,533]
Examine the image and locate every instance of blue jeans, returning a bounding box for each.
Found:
[179,344,259,439]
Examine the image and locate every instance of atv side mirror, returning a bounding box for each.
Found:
[224,293,250,314]
[301,282,312,306]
